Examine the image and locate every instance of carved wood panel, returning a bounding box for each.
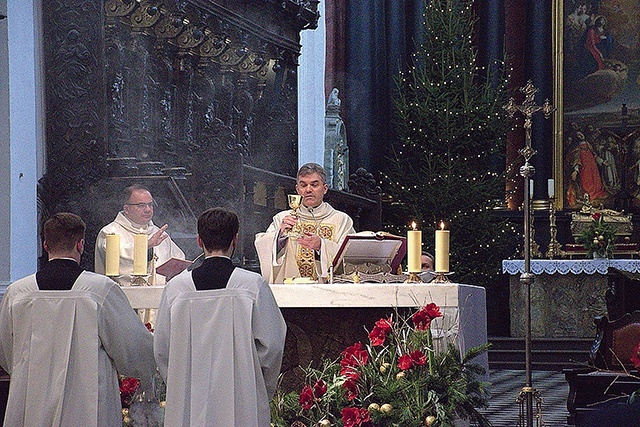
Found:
[39,0,318,270]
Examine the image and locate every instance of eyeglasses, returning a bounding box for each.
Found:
[125,202,155,209]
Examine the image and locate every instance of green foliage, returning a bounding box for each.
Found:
[382,0,518,286]
[270,306,491,427]
[575,212,616,258]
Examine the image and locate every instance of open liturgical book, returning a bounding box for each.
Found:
[331,231,407,278]
[156,257,193,281]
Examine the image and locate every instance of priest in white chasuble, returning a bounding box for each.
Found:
[255,162,355,283]
[154,208,286,427]
[95,184,185,285]
[0,213,156,427]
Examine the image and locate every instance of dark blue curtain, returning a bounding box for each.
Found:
[343,0,507,176]
[344,0,424,175]
[526,0,554,199]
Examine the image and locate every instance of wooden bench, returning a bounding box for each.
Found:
[565,310,640,426]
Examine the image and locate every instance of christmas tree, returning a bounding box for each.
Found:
[383,0,519,285]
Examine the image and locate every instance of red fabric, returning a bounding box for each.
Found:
[578,143,608,200]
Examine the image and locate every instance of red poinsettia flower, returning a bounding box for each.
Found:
[342,407,372,427]
[631,341,640,370]
[144,322,154,332]
[592,212,602,222]
[343,376,360,400]
[368,326,388,346]
[313,379,327,398]
[397,353,414,370]
[412,303,443,330]
[119,376,140,407]
[340,366,360,380]
[410,350,427,366]
[299,385,314,410]
[341,342,369,368]
[374,317,393,333]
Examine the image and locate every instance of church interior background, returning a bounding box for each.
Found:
[3,0,640,346]
[0,0,639,334]
[5,0,640,425]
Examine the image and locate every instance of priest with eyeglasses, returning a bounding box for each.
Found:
[95,184,185,285]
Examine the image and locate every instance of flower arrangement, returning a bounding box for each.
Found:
[270,303,490,427]
[576,212,616,258]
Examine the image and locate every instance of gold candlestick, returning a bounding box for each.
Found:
[546,198,565,259]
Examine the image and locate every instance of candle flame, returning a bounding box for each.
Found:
[411,221,417,230]
[440,221,445,230]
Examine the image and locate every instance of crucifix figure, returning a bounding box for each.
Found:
[504,80,555,160]
[503,80,555,427]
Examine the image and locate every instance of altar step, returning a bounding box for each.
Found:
[488,337,594,371]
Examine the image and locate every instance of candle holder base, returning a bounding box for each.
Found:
[404,272,422,283]
[107,275,122,285]
[432,272,453,283]
[131,275,149,286]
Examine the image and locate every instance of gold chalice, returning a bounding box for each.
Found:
[286,194,303,238]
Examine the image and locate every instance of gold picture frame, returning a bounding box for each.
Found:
[553,0,640,212]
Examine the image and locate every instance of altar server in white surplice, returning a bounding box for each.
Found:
[154,207,286,427]
[255,162,355,283]
[0,213,155,427]
[95,184,185,285]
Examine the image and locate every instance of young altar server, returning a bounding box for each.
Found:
[154,207,286,427]
[0,212,155,427]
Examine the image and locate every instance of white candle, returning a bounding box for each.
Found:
[407,221,422,273]
[133,231,148,275]
[435,221,450,273]
[548,178,555,198]
[105,234,120,276]
[529,179,534,199]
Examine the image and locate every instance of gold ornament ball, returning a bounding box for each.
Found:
[425,415,437,426]
[598,235,604,241]
[396,371,405,380]
[123,415,132,424]
[368,403,380,412]
[159,401,166,408]
[318,419,332,427]
[122,408,129,416]
[380,403,393,414]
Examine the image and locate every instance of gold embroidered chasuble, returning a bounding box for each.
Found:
[254,202,355,283]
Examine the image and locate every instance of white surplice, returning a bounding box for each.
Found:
[154,268,286,427]
[254,202,354,283]
[95,211,185,285]
[0,272,156,427]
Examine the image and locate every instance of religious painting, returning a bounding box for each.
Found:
[556,0,640,211]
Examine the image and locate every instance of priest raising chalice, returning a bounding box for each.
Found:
[255,163,355,283]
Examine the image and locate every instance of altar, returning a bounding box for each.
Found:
[122,282,488,388]
[503,259,640,338]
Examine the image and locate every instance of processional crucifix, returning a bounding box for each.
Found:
[503,80,555,427]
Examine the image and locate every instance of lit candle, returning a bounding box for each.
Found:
[548,178,555,198]
[407,221,422,273]
[435,221,450,273]
[105,234,120,276]
[133,231,148,275]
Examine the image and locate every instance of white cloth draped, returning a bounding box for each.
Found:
[254,202,354,283]
[154,268,286,427]
[0,272,156,427]
[95,212,185,285]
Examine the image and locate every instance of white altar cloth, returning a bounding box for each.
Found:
[121,282,488,372]
[502,259,640,275]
